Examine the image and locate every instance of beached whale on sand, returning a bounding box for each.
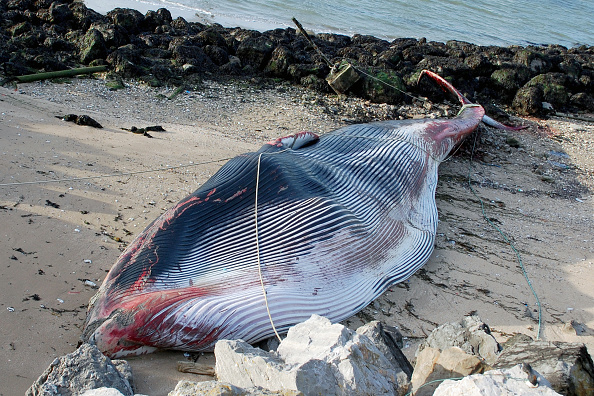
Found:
[82,70,519,358]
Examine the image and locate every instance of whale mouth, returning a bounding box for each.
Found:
[80,317,105,345]
[81,308,132,345]
[102,337,159,358]
[83,308,158,358]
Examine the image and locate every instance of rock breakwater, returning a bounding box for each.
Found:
[1,0,593,116]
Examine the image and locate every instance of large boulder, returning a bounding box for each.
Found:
[415,315,501,366]
[570,92,594,111]
[513,49,552,74]
[79,28,107,64]
[107,8,144,35]
[215,315,411,395]
[26,343,133,396]
[236,35,275,69]
[215,339,336,395]
[204,45,230,66]
[169,38,216,72]
[69,2,108,31]
[513,85,544,115]
[490,66,531,99]
[521,73,572,110]
[356,321,413,381]
[142,8,172,32]
[464,53,495,76]
[494,340,594,396]
[89,22,130,49]
[106,44,143,77]
[265,45,295,77]
[38,3,73,25]
[417,56,470,78]
[276,315,409,395]
[355,69,406,104]
[195,28,229,49]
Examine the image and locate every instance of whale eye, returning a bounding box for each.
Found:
[267,131,320,149]
[286,131,320,149]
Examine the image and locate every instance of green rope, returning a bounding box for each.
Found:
[0,157,233,187]
[352,66,429,103]
[467,132,542,339]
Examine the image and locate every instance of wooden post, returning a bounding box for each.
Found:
[14,66,108,83]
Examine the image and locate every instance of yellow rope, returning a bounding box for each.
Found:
[252,133,437,342]
[456,103,482,116]
[254,151,285,342]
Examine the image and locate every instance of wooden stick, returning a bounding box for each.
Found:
[292,18,333,67]
[14,66,108,83]
[555,112,594,123]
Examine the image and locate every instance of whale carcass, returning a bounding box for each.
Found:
[82,70,517,357]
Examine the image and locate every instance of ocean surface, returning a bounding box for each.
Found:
[85,0,593,48]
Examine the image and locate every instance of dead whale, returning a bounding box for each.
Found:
[82,70,518,358]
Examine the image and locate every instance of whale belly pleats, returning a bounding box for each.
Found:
[87,120,444,353]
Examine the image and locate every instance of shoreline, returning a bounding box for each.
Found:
[2,1,593,121]
[81,0,594,48]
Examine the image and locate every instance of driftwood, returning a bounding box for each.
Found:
[176,361,215,376]
[555,112,594,123]
[14,66,107,83]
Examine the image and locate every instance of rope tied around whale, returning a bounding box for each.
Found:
[254,149,290,342]
[252,127,542,343]
[251,132,439,342]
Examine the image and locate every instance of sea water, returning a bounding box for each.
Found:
[85,0,592,48]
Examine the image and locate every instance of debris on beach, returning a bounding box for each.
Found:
[45,199,60,209]
[120,125,166,138]
[57,114,103,129]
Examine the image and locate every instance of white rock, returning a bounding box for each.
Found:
[416,315,501,365]
[80,388,125,396]
[411,346,488,396]
[215,339,336,395]
[493,339,594,395]
[26,343,133,396]
[215,315,404,395]
[356,320,412,395]
[167,380,301,396]
[277,315,399,395]
[433,364,560,395]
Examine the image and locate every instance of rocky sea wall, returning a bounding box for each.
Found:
[1,1,593,114]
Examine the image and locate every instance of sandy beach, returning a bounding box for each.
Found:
[1,77,593,395]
